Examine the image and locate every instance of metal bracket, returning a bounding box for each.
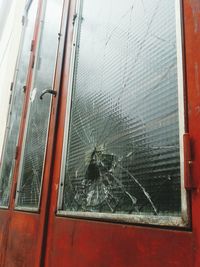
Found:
[15,146,19,160]
[13,182,17,200]
[58,32,62,40]
[32,55,35,68]
[30,39,34,51]
[72,13,77,25]
[10,82,14,91]
[22,15,25,26]
[183,133,195,190]
[9,83,14,104]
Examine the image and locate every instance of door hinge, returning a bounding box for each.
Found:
[9,93,12,105]
[183,133,195,190]
[23,85,27,93]
[10,82,14,91]
[22,15,25,26]
[15,146,19,160]
[8,82,14,104]
[30,40,34,52]
[58,32,62,40]
[72,13,77,25]
[13,182,17,200]
[32,55,35,68]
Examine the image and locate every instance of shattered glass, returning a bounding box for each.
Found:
[62,0,182,216]
[16,0,63,208]
[0,0,38,207]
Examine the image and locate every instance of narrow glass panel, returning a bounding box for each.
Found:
[0,0,38,207]
[16,0,63,208]
[61,0,184,218]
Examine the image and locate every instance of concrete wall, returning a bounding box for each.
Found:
[0,0,26,156]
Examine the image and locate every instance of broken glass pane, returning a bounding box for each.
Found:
[16,0,63,208]
[62,0,182,216]
[0,0,38,207]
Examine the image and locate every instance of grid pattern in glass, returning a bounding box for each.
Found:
[0,0,38,207]
[16,0,63,208]
[61,0,183,217]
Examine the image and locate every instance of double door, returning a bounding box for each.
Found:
[0,0,199,266]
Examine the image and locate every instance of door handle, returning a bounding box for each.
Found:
[40,89,57,100]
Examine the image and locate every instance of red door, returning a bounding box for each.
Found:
[0,0,68,266]
[42,0,199,267]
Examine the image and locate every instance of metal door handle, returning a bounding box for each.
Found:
[40,89,57,100]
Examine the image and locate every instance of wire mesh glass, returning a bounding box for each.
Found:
[0,0,38,207]
[61,0,183,217]
[16,0,63,208]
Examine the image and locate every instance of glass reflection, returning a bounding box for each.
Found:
[16,0,63,208]
[62,0,181,216]
[0,0,38,207]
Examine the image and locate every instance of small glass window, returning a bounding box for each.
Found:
[15,0,64,210]
[58,0,188,226]
[0,0,38,208]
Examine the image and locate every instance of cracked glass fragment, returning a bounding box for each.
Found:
[62,0,182,216]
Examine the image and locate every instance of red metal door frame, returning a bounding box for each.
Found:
[184,0,200,266]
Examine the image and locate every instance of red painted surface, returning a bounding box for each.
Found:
[0,210,10,266]
[0,0,199,266]
[4,212,40,267]
[43,1,199,266]
[184,1,200,267]
[45,219,194,267]
[42,1,197,266]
